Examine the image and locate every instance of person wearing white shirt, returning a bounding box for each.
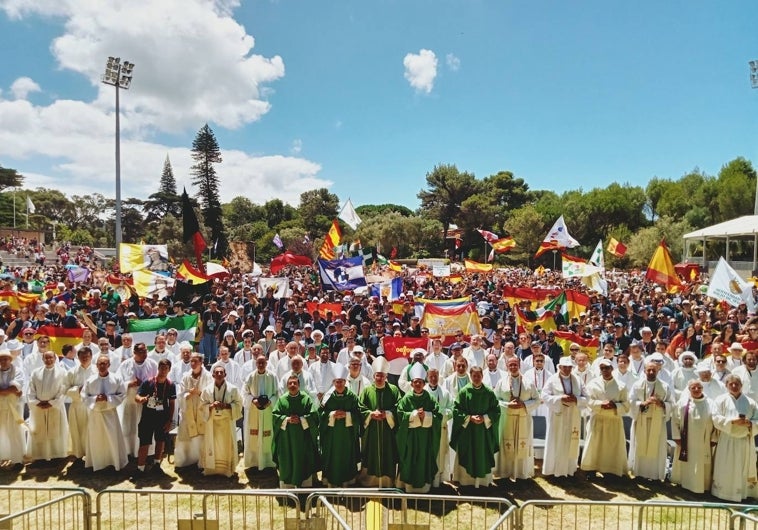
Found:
[463,335,487,370]
[212,346,242,389]
[591,343,618,377]
[725,342,746,372]
[671,351,699,401]
[65,346,96,461]
[496,341,518,372]
[114,333,134,362]
[27,350,69,461]
[278,355,318,403]
[731,350,758,403]
[309,346,337,403]
[117,343,158,457]
[0,349,25,466]
[425,338,448,374]
[483,353,505,389]
[174,353,212,469]
[233,332,257,366]
[346,357,371,397]
[170,343,194,390]
[241,354,279,470]
[164,328,181,357]
[148,334,175,366]
[523,352,550,417]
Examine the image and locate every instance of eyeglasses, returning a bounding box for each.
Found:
[715,360,727,364]
[570,348,580,352]
[534,359,544,363]
[749,328,757,332]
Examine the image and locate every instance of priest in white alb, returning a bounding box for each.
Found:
[671,379,717,494]
[27,350,69,461]
[242,353,279,470]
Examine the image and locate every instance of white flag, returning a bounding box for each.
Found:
[588,239,605,273]
[26,196,35,214]
[563,260,601,279]
[707,257,755,312]
[542,215,579,248]
[338,199,362,230]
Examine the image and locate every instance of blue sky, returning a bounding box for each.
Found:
[0,0,757,211]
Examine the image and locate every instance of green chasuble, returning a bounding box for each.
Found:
[319,388,361,486]
[272,391,320,486]
[359,383,401,478]
[450,383,500,479]
[396,390,442,488]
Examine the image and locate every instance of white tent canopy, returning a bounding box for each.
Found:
[682,215,758,272]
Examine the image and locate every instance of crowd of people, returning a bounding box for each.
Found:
[0,261,755,502]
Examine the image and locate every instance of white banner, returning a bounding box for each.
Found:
[706,257,755,311]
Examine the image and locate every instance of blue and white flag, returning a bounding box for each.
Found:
[369,277,403,301]
[318,257,367,291]
[273,233,284,249]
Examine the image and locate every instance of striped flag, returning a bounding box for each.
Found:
[645,239,682,292]
[273,233,284,249]
[34,325,84,356]
[606,237,627,258]
[464,259,492,273]
[128,315,199,349]
[319,220,342,260]
[535,215,579,258]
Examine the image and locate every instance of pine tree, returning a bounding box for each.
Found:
[159,155,177,195]
[190,124,227,257]
[144,154,180,224]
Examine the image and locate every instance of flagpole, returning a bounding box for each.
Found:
[25,196,29,229]
[12,188,16,229]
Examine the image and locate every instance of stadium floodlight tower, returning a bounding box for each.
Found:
[101,57,135,261]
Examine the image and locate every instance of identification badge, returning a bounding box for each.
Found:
[155,404,164,412]
[147,396,157,409]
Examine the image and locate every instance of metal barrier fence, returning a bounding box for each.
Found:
[305,491,517,530]
[732,512,758,530]
[516,499,745,530]
[0,487,91,530]
[95,489,301,530]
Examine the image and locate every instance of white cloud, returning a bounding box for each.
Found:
[2,0,284,132]
[10,77,41,99]
[290,138,302,155]
[403,49,437,94]
[446,53,460,72]
[0,1,332,206]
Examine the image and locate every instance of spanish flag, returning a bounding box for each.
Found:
[646,239,683,292]
[388,260,403,272]
[464,259,493,273]
[491,236,516,253]
[34,325,84,356]
[607,237,627,258]
[319,220,342,260]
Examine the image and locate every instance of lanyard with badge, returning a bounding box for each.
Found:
[147,378,168,412]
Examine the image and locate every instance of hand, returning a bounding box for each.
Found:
[129,379,140,388]
[470,415,484,424]
[370,410,386,420]
[417,408,426,422]
[288,415,300,424]
[163,421,172,432]
[508,399,524,409]
[37,401,51,409]
[674,439,681,447]
[96,394,107,402]
[334,410,346,420]
[561,394,576,405]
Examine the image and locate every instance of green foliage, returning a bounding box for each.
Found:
[298,188,338,234]
[263,199,297,229]
[355,203,414,218]
[190,124,226,257]
[625,216,693,267]
[504,204,547,266]
[144,156,181,224]
[418,163,480,241]
[0,166,24,192]
[223,197,265,228]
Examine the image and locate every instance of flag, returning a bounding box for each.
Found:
[128,314,199,349]
[707,257,756,312]
[33,325,83,356]
[491,236,516,253]
[539,290,590,323]
[181,188,207,269]
[177,260,209,284]
[305,301,342,316]
[0,290,39,311]
[553,331,600,361]
[204,262,230,280]
[515,305,558,334]
[607,237,627,258]
[370,277,403,301]
[589,240,605,272]
[119,244,169,274]
[535,215,579,257]
[257,277,292,299]
[582,273,608,296]
[476,229,500,244]
[26,196,35,214]
[420,302,481,345]
[67,266,90,283]
[646,239,683,292]
[174,279,211,305]
[318,256,367,291]
[382,336,429,375]
[270,251,314,274]
[338,198,362,230]
[501,286,560,309]
[464,259,492,273]
[132,269,175,298]
[319,220,342,260]
[562,257,602,279]
[272,233,284,249]
[388,260,402,272]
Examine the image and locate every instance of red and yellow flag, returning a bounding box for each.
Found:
[646,239,683,292]
[319,220,342,260]
[464,259,492,273]
[34,325,84,356]
[607,237,627,258]
[553,330,600,361]
[388,260,402,272]
[305,302,343,316]
[0,290,39,311]
[491,236,516,253]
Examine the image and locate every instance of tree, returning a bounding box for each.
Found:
[223,196,265,228]
[504,204,547,267]
[355,204,414,218]
[144,155,181,223]
[263,199,296,229]
[0,166,24,192]
[417,164,479,242]
[714,157,756,222]
[190,124,227,257]
[298,188,339,234]
[625,216,693,268]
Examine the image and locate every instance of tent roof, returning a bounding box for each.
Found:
[682,215,758,239]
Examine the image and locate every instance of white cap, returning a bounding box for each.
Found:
[695,362,712,374]
[679,351,697,363]
[352,345,364,354]
[331,363,348,380]
[228,311,239,318]
[409,362,427,381]
[648,352,665,362]
[264,326,275,334]
[729,342,745,352]
[372,356,390,374]
[598,358,613,367]
[558,357,574,367]
[223,330,235,338]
